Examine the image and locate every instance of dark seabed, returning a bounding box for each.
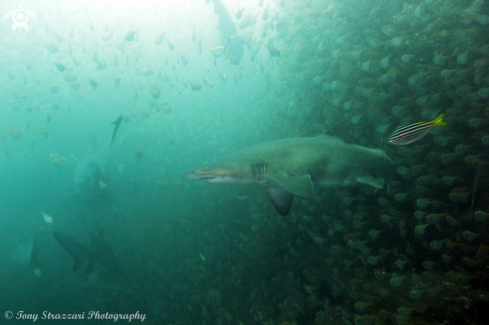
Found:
[1,0,489,324]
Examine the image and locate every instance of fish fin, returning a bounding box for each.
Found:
[270,171,315,198]
[110,115,123,146]
[266,188,294,216]
[53,231,89,272]
[356,176,384,189]
[432,114,448,126]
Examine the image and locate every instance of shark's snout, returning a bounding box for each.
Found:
[182,169,215,181]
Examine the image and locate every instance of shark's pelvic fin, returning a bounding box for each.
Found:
[266,188,295,216]
[356,176,384,189]
[270,171,315,198]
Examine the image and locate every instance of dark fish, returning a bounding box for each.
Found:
[207,0,243,60]
[111,115,123,145]
[388,114,447,145]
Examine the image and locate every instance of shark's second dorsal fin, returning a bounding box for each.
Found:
[266,188,294,216]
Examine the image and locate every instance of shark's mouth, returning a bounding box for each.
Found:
[204,176,237,184]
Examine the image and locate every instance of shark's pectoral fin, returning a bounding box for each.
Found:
[266,188,294,216]
[270,172,314,198]
[356,176,384,189]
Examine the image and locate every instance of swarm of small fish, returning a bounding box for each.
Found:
[266,0,489,324]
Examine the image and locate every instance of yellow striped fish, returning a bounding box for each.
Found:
[389,114,447,145]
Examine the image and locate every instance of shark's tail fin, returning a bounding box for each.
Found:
[53,231,91,272]
[110,115,123,146]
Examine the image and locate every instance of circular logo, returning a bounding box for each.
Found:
[5,311,13,319]
[3,4,37,32]
[12,8,29,31]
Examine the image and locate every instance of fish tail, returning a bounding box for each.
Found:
[432,114,448,126]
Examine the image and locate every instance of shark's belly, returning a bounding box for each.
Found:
[74,158,103,186]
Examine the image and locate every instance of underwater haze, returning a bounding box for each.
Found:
[1,0,489,324]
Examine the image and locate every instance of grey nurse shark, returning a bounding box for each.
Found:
[183,135,393,216]
[73,116,122,192]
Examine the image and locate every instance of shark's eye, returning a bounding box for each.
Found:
[202,166,208,171]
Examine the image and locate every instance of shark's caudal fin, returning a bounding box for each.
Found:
[266,188,295,216]
[53,231,91,272]
[53,230,119,274]
[110,115,123,146]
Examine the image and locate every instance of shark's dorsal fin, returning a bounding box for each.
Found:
[266,188,294,216]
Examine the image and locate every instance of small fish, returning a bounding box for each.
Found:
[235,7,246,19]
[48,85,59,93]
[388,114,447,145]
[41,211,54,224]
[208,46,226,57]
[125,27,140,41]
[118,164,124,174]
[237,193,252,200]
[34,268,41,277]
[157,103,172,114]
[187,79,202,91]
[155,32,166,45]
[134,150,143,159]
[102,24,115,41]
[134,65,151,76]
[198,251,206,262]
[99,180,107,190]
[264,45,280,57]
